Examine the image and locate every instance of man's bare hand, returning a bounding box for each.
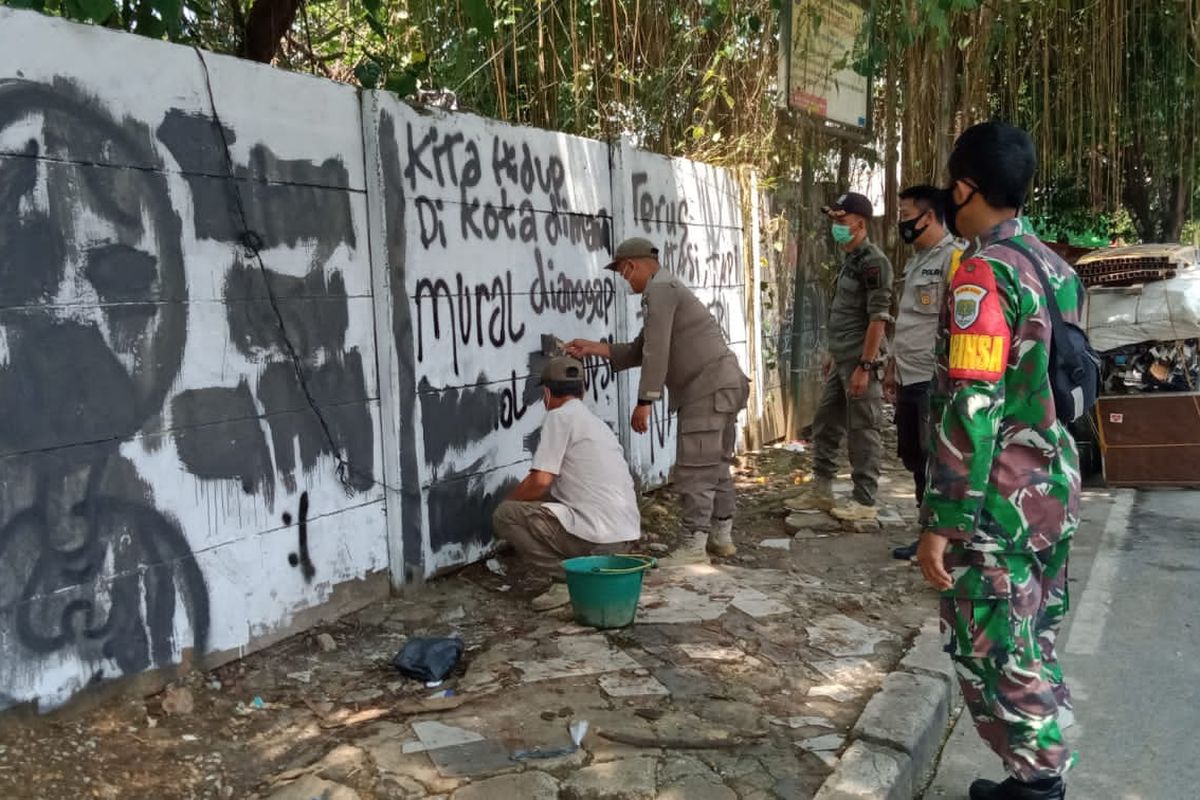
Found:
[849,366,870,399]
[631,404,651,433]
[917,533,954,591]
[883,373,897,405]
[565,339,605,359]
[821,353,833,380]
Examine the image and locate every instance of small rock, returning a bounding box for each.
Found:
[316,633,338,652]
[647,543,670,554]
[541,711,558,721]
[161,686,194,716]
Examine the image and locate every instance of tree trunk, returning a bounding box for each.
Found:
[242,0,305,64]
[1166,171,1192,243]
[1122,149,1155,242]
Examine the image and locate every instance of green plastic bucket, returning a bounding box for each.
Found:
[562,554,656,629]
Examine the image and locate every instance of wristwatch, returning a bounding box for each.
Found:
[858,359,883,372]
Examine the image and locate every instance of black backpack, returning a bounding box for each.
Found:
[997,240,1101,426]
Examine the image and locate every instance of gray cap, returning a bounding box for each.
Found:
[540,356,585,385]
[604,237,659,271]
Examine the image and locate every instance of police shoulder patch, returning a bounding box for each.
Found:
[947,257,1010,382]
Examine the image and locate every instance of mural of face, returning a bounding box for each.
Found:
[0,80,187,453]
[0,81,204,707]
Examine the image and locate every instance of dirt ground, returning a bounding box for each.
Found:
[0,442,939,800]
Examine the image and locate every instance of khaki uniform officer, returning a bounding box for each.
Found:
[795,192,894,523]
[566,237,749,564]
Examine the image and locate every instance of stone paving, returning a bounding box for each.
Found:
[0,448,939,799]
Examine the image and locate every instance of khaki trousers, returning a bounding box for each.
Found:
[673,382,748,532]
[811,358,883,505]
[492,500,622,580]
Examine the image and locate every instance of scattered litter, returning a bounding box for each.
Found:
[679,643,744,661]
[209,680,222,691]
[570,719,589,746]
[497,584,511,592]
[146,717,158,729]
[391,637,464,682]
[511,719,590,761]
[316,633,338,652]
[647,543,670,554]
[776,441,808,454]
[428,738,514,778]
[771,715,833,730]
[598,673,671,698]
[428,689,455,699]
[808,683,857,703]
[286,670,313,684]
[799,734,844,752]
[758,538,792,551]
[485,558,507,577]
[425,680,443,689]
[408,721,485,752]
[161,686,194,716]
[180,734,198,742]
[806,614,892,657]
[251,696,266,710]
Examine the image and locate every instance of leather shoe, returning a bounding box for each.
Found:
[969,776,1065,800]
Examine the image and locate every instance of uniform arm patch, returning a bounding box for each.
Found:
[947,258,1009,382]
[863,265,882,289]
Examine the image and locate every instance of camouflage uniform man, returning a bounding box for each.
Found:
[800,193,893,522]
[567,237,749,564]
[918,122,1080,800]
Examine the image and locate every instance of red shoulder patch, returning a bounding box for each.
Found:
[947,258,1009,382]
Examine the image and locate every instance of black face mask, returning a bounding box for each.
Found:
[897,213,930,245]
[944,184,977,238]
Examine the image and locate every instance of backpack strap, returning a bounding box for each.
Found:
[990,238,1071,333]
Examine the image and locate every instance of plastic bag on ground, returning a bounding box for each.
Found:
[391,637,464,682]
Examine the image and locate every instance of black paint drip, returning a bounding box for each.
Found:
[284,494,315,581]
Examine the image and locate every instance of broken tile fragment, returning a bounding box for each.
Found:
[679,643,744,661]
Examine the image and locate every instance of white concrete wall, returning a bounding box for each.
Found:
[610,141,751,485]
[0,8,761,711]
[363,93,622,578]
[0,9,388,712]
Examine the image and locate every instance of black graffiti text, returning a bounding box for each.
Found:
[528,248,616,325]
[414,271,527,375]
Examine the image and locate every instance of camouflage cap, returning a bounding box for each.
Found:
[540,356,586,385]
[604,237,659,271]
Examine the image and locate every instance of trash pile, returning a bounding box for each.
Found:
[1101,339,1200,394]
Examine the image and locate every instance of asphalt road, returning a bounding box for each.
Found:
[923,488,1200,800]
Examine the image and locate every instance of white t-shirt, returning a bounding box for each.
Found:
[531,399,641,544]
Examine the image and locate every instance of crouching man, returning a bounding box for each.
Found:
[492,356,642,611]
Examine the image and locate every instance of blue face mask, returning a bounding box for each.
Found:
[831,223,854,244]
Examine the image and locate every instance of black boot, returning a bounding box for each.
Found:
[969,776,1065,800]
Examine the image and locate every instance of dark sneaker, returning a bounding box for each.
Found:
[891,541,918,560]
[969,776,1065,800]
